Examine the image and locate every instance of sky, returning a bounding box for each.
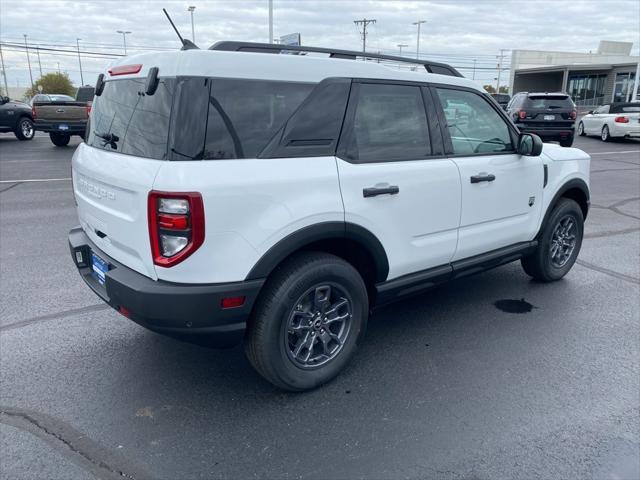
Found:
[0,0,639,91]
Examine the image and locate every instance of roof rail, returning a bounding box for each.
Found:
[209,41,464,78]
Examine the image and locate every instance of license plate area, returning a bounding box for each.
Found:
[59,124,69,131]
[91,251,110,285]
[543,115,555,121]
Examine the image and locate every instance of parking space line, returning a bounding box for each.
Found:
[589,150,640,155]
[0,177,71,184]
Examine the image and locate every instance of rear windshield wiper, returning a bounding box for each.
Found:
[95,131,119,149]
[170,147,203,160]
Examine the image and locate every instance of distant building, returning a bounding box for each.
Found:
[6,87,29,101]
[509,41,639,107]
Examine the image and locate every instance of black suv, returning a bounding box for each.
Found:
[507,92,577,147]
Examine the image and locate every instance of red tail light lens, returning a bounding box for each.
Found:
[569,110,577,120]
[518,110,526,120]
[31,105,37,120]
[108,64,143,76]
[614,116,629,123]
[86,101,92,115]
[148,191,205,267]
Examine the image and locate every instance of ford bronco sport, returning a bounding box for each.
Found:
[69,42,590,391]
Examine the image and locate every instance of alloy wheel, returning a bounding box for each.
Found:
[21,119,34,139]
[285,284,352,369]
[550,214,578,268]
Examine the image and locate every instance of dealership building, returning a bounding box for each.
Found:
[509,41,639,108]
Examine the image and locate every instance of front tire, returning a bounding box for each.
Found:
[14,117,34,141]
[521,198,584,282]
[49,132,70,147]
[559,135,574,147]
[601,125,611,142]
[577,121,585,136]
[245,252,368,391]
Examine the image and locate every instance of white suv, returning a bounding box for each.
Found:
[69,42,591,391]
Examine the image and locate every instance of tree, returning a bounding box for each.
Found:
[483,85,509,94]
[25,72,75,98]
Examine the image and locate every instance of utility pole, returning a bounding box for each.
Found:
[412,20,426,59]
[36,47,43,77]
[472,59,476,80]
[76,38,84,85]
[268,0,273,44]
[0,44,9,97]
[397,43,408,56]
[23,34,34,90]
[353,18,376,53]
[117,30,131,55]
[57,62,61,74]
[496,49,508,94]
[188,6,196,43]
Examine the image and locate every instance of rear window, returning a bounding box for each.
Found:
[525,95,574,109]
[87,78,175,159]
[88,77,313,161]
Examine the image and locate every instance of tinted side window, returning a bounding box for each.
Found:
[342,83,431,163]
[261,79,351,158]
[435,88,514,155]
[169,77,210,160]
[204,79,313,159]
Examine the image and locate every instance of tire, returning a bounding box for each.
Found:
[244,252,368,391]
[559,135,574,147]
[49,132,71,147]
[601,125,611,142]
[577,122,585,136]
[521,198,584,282]
[14,117,34,141]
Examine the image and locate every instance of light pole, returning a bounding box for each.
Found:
[397,43,408,56]
[23,34,34,90]
[187,6,196,43]
[472,59,476,80]
[36,47,43,77]
[412,20,426,59]
[268,0,273,44]
[117,30,131,55]
[76,38,84,85]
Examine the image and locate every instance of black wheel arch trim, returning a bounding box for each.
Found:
[538,178,590,237]
[245,221,390,283]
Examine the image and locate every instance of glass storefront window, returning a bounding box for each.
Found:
[613,72,636,103]
[568,73,608,106]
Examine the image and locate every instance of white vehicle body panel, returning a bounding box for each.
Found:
[582,112,640,137]
[337,158,461,280]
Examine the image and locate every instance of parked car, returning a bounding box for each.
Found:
[32,86,95,146]
[578,102,640,141]
[507,92,577,147]
[68,42,591,391]
[491,93,511,109]
[0,96,35,140]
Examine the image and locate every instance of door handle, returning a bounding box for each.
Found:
[470,173,496,184]
[363,185,400,198]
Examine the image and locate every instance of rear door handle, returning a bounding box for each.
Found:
[363,185,400,198]
[470,173,496,184]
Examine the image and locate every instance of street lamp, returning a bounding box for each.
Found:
[397,43,408,57]
[187,6,196,43]
[117,30,132,55]
[412,20,426,59]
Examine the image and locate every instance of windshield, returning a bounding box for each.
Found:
[50,95,75,102]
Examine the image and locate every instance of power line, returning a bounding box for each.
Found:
[353,18,376,53]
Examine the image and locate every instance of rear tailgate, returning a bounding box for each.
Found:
[72,144,161,279]
[34,101,87,122]
[521,95,575,128]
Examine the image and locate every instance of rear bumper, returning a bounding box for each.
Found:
[516,124,575,139]
[68,226,264,347]
[34,120,86,134]
[610,123,640,138]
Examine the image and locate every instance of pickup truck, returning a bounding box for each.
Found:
[32,86,95,146]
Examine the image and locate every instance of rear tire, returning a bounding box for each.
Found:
[577,121,585,136]
[14,117,34,141]
[559,135,574,147]
[49,132,70,147]
[521,198,584,282]
[244,252,368,391]
[601,125,611,142]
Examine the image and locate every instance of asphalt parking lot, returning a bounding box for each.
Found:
[1,132,639,480]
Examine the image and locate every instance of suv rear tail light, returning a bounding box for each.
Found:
[31,104,37,120]
[86,101,92,115]
[614,116,629,123]
[518,110,526,120]
[148,191,205,267]
[569,110,577,120]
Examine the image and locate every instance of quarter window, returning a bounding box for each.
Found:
[435,88,514,155]
[342,83,431,163]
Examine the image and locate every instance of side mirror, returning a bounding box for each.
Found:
[518,133,543,157]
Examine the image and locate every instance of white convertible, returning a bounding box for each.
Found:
[578,102,640,141]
